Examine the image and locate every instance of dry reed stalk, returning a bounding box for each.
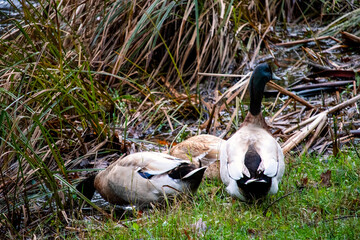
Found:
[200,73,250,132]
[220,106,237,139]
[215,73,251,104]
[162,109,174,132]
[211,105,222,135]
[282,112,327,154]
[220,77,250,137]
[282,94,360,154]
[270,98,292,122]
[316,8,360,36]
[265,0,271,24]
[249,18,276,67]
[284,110,320,134]
[270,91,281,113]
[275,110,302,122]
[128,93,153,125]
[327,94,360,114]
[301,117,328,155]
[198,73,245,78]
[176,1,195,60]
[318,140,331,153]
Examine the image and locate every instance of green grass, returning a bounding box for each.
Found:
[70,150,360,239]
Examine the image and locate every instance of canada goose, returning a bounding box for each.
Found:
[169,134,225,179]
[76,152,206,208]
[219,63,285,201]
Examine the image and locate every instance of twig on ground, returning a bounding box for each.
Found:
[263,187,304,217]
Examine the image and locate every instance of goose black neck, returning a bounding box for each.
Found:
[249,74,267,116]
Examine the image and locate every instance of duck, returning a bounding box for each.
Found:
[219,63,285,201]
[169,134,225,180]
[76,152,206,208]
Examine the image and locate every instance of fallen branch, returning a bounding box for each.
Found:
[338,130,360,137]
[327,94,360,114]
[307,69,358,79]
[290,81,354,91]
[267,81,315,109]
[296,88,338,97]
[275,36,341,47]
[198,72,245,78]
[341,31,360,45]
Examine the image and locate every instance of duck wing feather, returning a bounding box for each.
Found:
[118,152,189,175]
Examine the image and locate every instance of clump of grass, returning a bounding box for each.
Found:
[0,0,241,237]
[316,7,360,36]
